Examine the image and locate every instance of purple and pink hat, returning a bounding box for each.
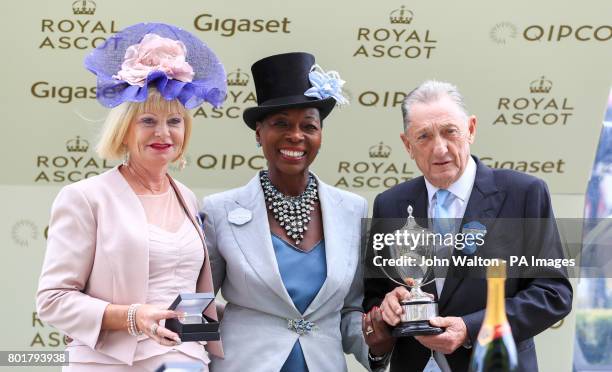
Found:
[85,22,227,109]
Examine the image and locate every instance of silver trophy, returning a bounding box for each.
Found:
[382,206,444,337]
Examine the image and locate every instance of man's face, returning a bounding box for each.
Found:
[400,95,477,189]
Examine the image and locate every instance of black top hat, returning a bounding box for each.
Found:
[242,52,337,130]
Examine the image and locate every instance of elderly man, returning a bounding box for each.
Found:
[362,81,572,371]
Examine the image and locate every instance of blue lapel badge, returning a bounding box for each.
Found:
[460,221,487,255]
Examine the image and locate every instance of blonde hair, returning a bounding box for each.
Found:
[95,88,192,161]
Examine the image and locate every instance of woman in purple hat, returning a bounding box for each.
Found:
[201,52,370,372]
[36,23,226,371]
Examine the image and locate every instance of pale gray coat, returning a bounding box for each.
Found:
[201,173,370,372]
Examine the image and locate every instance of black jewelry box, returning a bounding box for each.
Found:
[165,293,220,342]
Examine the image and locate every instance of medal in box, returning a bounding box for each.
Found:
[165,293,220,342]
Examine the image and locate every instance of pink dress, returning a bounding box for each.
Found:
[67,188,209,372]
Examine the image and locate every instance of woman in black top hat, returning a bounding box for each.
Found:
[201,52,370,371]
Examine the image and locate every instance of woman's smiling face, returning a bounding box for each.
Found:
[124,110,186,167]
[256,107,322,177]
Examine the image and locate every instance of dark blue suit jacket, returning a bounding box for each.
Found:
[364,156,573,372]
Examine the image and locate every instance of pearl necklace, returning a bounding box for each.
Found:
[260,171,318,245]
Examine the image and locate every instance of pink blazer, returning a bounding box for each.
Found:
[36,166,222,365]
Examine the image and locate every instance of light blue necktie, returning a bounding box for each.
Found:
[432,189,455,294]
[431,189,455,372]
[433,189,454,235]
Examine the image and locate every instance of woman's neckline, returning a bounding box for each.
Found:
[271,232,323,253]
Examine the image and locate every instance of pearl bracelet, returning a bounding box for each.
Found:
[127,304,143,336]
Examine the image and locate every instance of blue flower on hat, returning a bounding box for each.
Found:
[304,64,348,106]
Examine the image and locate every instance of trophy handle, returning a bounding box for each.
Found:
[378,264,414,289]
[374,245,438,290]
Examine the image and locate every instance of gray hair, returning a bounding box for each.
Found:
[401,80,468,131]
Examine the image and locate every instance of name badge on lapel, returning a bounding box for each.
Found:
[228,207,252,226]
[461,221,487,255]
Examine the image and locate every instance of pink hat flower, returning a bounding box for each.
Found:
[113,33,195,87]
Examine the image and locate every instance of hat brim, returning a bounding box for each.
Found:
[243,97,336,130]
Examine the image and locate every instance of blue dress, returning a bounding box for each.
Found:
[271,234,327,372]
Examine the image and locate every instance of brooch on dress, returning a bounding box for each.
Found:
[287,318,318,335]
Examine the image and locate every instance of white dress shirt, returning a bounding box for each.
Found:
[425,156,477,295]
[422,156,477,372]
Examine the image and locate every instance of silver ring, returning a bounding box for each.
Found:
[151,323,159,336]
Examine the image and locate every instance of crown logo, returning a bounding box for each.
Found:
[72,0,96,15]
[369,142,392,158]
[66,136,89,152]
[389,6,413,25]
[530,76,552,94]
[226,68,250,87]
